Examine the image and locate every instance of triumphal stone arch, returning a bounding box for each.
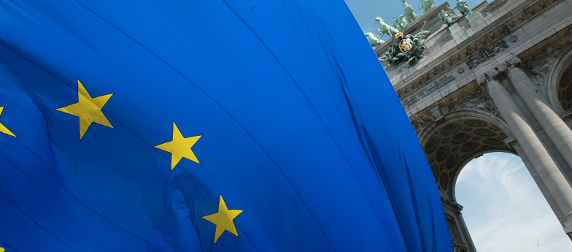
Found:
[374,0,572,250]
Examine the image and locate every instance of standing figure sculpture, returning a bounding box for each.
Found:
[401,0,417,23]
[421,0,436,13]
[392,17,404,31]
[365,32,385,47]
[438,9,455,26]
[398,15,408,30]
[455,0,472,16]
[375,17,399,37]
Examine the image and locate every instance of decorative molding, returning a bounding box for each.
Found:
[453,239,470,252]
[413,116,435,132]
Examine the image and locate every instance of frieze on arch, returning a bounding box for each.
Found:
[447,88,499,117]
[517,32,572,114]
[410,83,503,134]
[520,32,572,90]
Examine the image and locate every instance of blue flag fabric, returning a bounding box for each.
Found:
[0,0,452,251]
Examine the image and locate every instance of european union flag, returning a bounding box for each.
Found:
[0,0,452,251]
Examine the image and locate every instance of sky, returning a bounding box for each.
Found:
[457,153,572,251]
[343,0,572,251]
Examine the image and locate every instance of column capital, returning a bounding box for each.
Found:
[496,63,508,73]
[505,56,522,70]
[477,69,501,85]
[476,74,488,85]
[564,210,572,235]
[486,68,500,79]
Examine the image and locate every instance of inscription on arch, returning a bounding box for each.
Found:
[402,75,456,107]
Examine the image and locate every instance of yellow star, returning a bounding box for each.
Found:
[202,195,243,244]
[0,107,16,137]
[154,122,201,170]
[56,79,113,139]
[0,247,4,252]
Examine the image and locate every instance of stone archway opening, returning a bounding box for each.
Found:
[421,116,515,251]
[422,117,514,197]
[455,152,571,252]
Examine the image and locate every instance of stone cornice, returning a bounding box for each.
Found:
[392,0,566,92]
[386,0,530,90]
[398,0,572,117]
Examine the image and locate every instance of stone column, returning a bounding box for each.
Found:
[506,57,572,169]
[480,71,572,236]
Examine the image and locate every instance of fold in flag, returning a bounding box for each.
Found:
[0,0,453,251]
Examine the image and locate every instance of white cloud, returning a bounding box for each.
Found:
[456,152,572,252]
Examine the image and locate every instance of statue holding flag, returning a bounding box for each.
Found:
[439,9,455,26]
[402,0,417,23]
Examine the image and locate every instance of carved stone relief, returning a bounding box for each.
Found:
[466,39,509,69]
[509,34,518,42]
[411,85,503,132]
[447,88,501,118]
[445,215,470,252]
[413,116,435,132]
[523,35,572,88]
[523,46,560,87]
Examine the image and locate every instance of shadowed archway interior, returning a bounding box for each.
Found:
[558,61,572,111]
[422,118,515,197]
